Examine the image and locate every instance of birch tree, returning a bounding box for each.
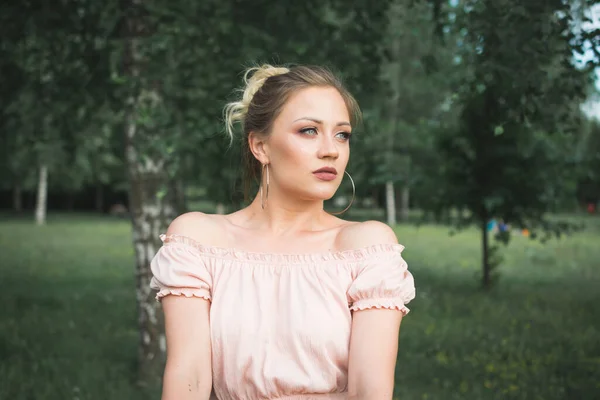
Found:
[377,0,454,224]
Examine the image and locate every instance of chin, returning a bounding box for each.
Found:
[289,188,334,202]
[310,188,337,201]
[286,181,339,202]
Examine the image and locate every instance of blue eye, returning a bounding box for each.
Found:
[300,127,318,135]
[336,132,352,141]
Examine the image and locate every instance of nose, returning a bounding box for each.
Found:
[317,135,339,160]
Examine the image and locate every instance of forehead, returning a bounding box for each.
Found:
[279,86,350,123]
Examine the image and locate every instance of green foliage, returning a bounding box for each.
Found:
[0,0,122,197]
[367,0,455,185]
[2,0,600,287]
[576,117,600,203]
[417,0,598,286]
[109,0,394,206]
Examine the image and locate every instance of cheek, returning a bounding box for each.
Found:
[294,142,317,162]
[272,134,313,167]
[340,145,350,164]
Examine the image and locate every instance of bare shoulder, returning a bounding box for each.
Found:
[165,211,228,246]
[336,220,399,250]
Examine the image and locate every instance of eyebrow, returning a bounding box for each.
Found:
[293,117,351,127]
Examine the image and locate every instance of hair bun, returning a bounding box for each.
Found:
[224,64,290,141]
[241,65,290,109]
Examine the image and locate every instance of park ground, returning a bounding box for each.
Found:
[0,213,599,400]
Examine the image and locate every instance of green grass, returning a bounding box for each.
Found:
[0,214,144,400]
[0,212,599,400]
[393,218,600,400]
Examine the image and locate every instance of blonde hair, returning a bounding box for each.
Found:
[223,63,361,199]
[224,64,291,141]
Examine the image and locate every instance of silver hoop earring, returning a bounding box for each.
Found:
[260,164,270,209]
[330,171,355,216]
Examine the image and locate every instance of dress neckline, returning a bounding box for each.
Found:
[159,233,405,264]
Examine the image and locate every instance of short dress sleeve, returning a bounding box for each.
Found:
[347,244,416,315]
[149,234,212,302]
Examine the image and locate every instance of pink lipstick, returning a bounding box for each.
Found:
[313,167,338,181]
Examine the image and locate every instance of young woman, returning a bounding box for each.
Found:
[150,64,416,400]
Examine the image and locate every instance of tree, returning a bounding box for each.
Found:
[374,0,456,224]
[423,0,597,288]
[576,115,600,206]
[0,0,120,221]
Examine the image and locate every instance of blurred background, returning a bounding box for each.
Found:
[1,0,599,399]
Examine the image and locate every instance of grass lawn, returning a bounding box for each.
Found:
[0,212,599,400]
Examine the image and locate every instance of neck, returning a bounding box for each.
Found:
[244,187,328,235]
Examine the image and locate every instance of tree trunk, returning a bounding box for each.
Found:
[13,183,22,212]
[371,187,380,209]
[66,192,75,211]
[123,0,177,386]
[173,178,187,213]
[215,203,226,215]
[400,185,410,222]
[385,181,397,226]
[95,183,104,213]
[383,1,405,227]
[35,164,48,225]
[126,121,175,387]
[481,215,491,289]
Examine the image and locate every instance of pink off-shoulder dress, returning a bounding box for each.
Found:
[150,233,416,400]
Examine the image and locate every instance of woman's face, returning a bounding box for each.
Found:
[261,86,352,203]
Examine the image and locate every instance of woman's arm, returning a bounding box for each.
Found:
[161,295,212,400]
[340,220,412,399]
[347,308,403,399]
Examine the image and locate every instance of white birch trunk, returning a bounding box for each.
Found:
[384,0,415,227]
[126,103,175,385]
[385,180,397,226]
[384,1,401,228]
[124,1,177,384]
[35,164,48,225]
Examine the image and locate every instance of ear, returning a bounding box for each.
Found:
[248,131,270,165]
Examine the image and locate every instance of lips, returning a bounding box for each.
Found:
[313,167,338,182]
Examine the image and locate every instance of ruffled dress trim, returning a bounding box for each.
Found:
[159,233,405,265]
[349,297,411,315]
[155,287,211,301]
[271,394,347,400]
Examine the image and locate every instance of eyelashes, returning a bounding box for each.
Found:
[299,127,318,135]
[298,127,352,141]
[337,132,353,141]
